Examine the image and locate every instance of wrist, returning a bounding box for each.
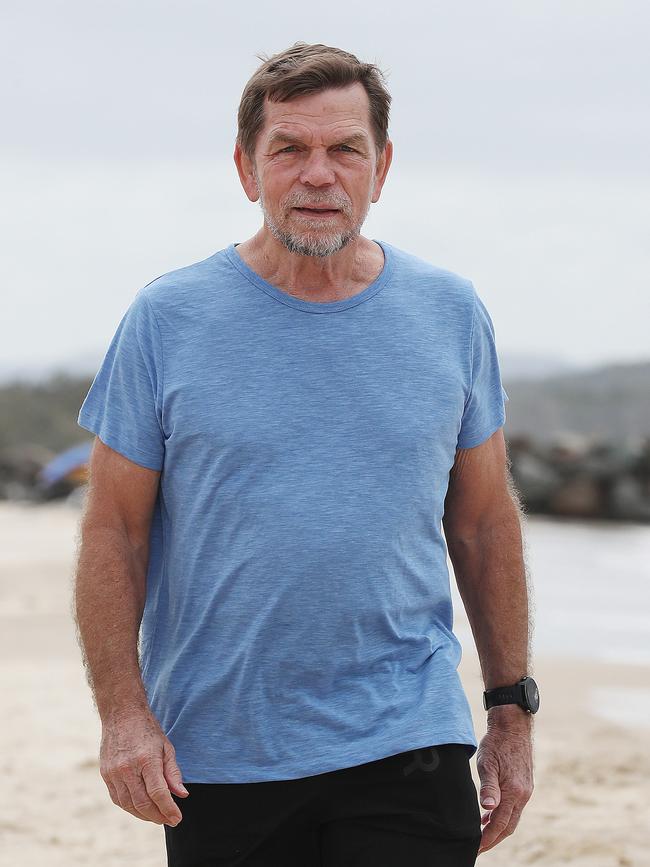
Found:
[487,703,533,728]
[483,674,539,716]
[97,686,151,726]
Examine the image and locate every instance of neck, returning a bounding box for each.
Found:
[235,227,383,302]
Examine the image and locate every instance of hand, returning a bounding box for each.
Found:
[476,708,534,855]
[99,707,189,826]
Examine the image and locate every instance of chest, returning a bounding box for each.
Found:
[161,311,467,470]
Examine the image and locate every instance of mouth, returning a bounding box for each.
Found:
[292,207,341,217]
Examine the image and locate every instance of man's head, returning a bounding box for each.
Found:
[234,43,393,258]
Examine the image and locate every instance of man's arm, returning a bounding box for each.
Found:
[442,427,534,855]
[72,437,188,826]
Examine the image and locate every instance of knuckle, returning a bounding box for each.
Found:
[136,752,155,768]
[138,753,163,774]
[151,795,173,812]
[518,783,533,801]
[131,790,153,811]
[134,807,160,823]
[130,801,152,818]
[149,789,174,810]
[503,777,526,797]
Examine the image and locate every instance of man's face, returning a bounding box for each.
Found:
[243,83,391,257]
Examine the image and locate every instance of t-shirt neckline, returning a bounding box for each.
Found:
[224,239,393,313]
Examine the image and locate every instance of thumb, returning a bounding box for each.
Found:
[479,778,501,810]
[162,740,189,797]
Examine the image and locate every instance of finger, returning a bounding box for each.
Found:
[162,740,189,798]
[486,802,525,851]
[124,768,175,825]
[141,759,183,825]
[479,778,501,812]
[477,759,501,812]
[479,808,514,855]
[113,776,152,822]
[477,799,516,854]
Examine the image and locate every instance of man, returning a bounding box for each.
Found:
[74,42,536,866]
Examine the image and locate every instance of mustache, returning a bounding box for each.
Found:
[282,191,353,214]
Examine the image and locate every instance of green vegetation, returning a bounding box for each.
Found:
[0,373,94,452]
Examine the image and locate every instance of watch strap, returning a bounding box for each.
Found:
[483,682,524,710]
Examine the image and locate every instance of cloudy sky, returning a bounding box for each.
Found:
[1,0,648,379]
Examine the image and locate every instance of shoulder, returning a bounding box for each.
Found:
[137,247,232,311]
[380,240,473,291]
[379,240,477,312]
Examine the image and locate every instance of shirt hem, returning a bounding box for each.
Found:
[456,413,506,450]
[176,729,479,784]
[77,415,164,471]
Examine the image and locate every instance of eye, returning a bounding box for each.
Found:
[278,145,298,153]
[337,144,357,153]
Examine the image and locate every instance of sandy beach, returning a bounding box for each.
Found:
[1,499,648,866]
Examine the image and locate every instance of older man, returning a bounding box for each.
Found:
[74,42,536,867]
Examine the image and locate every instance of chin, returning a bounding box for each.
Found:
[261,202,366,256]
[273,230,359,258]
[282,232,354,258]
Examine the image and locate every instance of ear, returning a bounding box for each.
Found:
[371,139,393,204]
[234,142,260,203]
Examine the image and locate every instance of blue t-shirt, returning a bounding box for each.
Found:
[77,240,509,783]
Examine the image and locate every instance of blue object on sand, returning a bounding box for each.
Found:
[39,441,93,486]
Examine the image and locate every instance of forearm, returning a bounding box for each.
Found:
[445,496,532,698]
[73,520,151,724]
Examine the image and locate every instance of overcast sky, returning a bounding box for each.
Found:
[1,0,648,377]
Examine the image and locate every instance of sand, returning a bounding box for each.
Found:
[1,499,648,866]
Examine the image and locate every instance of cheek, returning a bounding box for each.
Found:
[348,177,375,208]
[340,165,374,191]
[262,180,297,211]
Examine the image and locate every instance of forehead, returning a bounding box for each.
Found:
[259,82,373,143]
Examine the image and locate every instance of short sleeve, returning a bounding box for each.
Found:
[77,291,165,470]
[457,287,509,449]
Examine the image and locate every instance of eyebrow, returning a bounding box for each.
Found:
[266,132,370,151]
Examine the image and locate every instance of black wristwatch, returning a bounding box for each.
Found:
[483,675,539,714]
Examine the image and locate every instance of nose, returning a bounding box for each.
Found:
[298,149,336,187]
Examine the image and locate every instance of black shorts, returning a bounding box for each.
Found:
[164,743,482,866]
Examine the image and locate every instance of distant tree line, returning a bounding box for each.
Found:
[0,373,93,452]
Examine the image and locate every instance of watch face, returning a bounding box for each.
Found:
[524,677,540,713]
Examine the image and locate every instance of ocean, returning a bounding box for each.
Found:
[450,513,650,729]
